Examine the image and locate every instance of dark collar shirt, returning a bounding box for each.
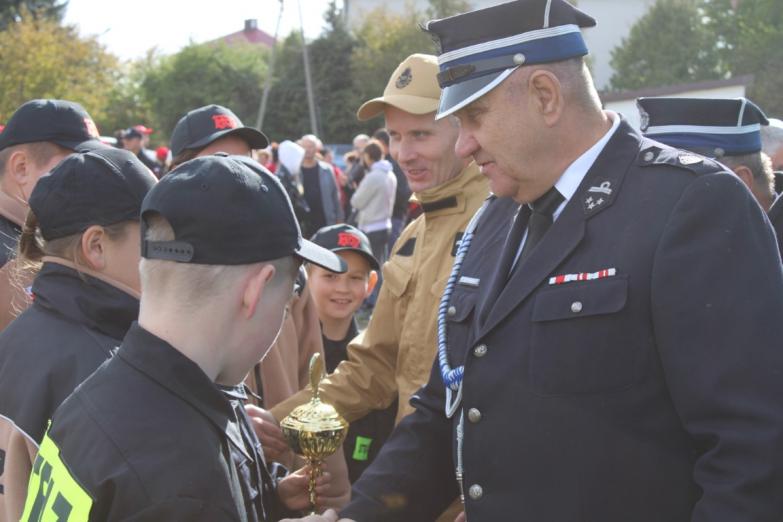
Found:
[20,324,291,522]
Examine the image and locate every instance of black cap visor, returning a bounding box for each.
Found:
[436,68,518,119]
[296,239,347,273]
[187,127,269,153]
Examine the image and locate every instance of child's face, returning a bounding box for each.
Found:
[309,251,375,321]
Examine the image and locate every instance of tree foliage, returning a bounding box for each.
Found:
[0,11,119,126]
[702,0,783,116]
[0,0,66,30]
[609,0,722,91]
[610,0,783,115]
[140,42,268,142]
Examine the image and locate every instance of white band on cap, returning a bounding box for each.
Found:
[644,123,762,136]
[438,24,581,66]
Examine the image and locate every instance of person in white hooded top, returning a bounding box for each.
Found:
[350,140,397,265]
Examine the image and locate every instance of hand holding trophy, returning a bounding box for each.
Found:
[281,354,349,515]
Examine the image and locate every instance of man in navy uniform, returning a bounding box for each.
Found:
[636,96,783,256]
[310,1,783,521]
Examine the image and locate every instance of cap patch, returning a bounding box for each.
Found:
[337,232,361,249]
[396,67,413,89]
[84,118,100,139]
[212,114,238,130]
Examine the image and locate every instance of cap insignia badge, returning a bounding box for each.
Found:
[212,114,238,130]
[396,67,413,89]
[337,232,361,248]
[679,153,703,166]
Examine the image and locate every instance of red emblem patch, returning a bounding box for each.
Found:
[212,114,238,130]
[337,232,361,249]
[83,118,99,138]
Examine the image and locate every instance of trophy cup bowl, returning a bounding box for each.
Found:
[281,353,349,514]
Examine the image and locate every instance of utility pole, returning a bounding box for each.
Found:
[256,0,285,130]
[298,0,320,137]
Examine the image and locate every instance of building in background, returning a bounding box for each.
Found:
[602,76,752,130]
[214,19,275,48]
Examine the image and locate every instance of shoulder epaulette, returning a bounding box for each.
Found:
[637,143,727,176]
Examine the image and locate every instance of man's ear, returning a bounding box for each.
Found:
[242,264,276,319]
[528,70,564,127]
[365,270,379,297]
[7,148,30,199]
[732,165,754,192]
[80,225,107,270]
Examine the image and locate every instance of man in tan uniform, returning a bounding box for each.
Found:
[265,53,488,449]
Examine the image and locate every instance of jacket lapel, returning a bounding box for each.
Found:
[474,120,642,340]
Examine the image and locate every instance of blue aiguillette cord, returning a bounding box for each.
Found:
[437,197,492,418]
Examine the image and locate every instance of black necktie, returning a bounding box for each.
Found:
[479,187,564,324]
[513,186,565,272]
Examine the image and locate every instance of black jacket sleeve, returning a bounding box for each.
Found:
[341,361,459,522]
[651,172,783,521]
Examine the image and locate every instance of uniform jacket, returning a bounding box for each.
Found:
[0,261,138,522]
[271,164,488,425]
[20,324,288,522]
[344,121,783,522]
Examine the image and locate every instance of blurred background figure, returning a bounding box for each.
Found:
[372,128,410,251]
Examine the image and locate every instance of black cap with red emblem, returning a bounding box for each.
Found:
[309,224,380,271]
[0,99,104,152]
[169,104,269,157]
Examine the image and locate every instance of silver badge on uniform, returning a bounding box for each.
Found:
[679,153,703,166]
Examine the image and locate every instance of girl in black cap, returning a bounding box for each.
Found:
[0,148,156,522]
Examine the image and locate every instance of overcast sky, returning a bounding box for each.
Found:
[63,0,343,60]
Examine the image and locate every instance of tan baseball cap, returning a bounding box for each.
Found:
[356,54,441,121]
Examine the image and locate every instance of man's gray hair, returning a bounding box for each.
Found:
[761,119,783,157]
[720,151,775,199]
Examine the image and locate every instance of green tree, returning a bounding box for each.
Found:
[260,32,311,142]
[141,42,268,142]
[350,5,436,127]
[100,50,160,141]
[308,1,361,142]
[0,12,119,126]
[426,0,472,19]
[609,0,722,91]
[0,0,66,30]
[702,0,783,115]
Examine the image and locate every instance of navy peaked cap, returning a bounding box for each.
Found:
[638,97,769,157]
[424,0,596,118]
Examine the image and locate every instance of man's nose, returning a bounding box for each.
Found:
[454,128,478,160]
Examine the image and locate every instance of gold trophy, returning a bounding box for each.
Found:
[281,353,349,514]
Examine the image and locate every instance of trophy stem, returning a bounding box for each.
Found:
[307,457,323,515]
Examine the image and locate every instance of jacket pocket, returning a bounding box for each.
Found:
[529,276,646,396]
[382,259,412,299]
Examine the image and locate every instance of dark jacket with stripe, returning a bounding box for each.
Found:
[21,324,289,522]
[343,121,783,522]
[0,262,137,521]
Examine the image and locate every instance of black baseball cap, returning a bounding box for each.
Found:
[310,224,380,271]
[30,148,157,241]
[123,127,144,140]
[169,105,269,157]
[0,99,104,152]
[140,153,346,273]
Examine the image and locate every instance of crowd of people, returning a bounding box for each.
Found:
[1,0,783,520]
